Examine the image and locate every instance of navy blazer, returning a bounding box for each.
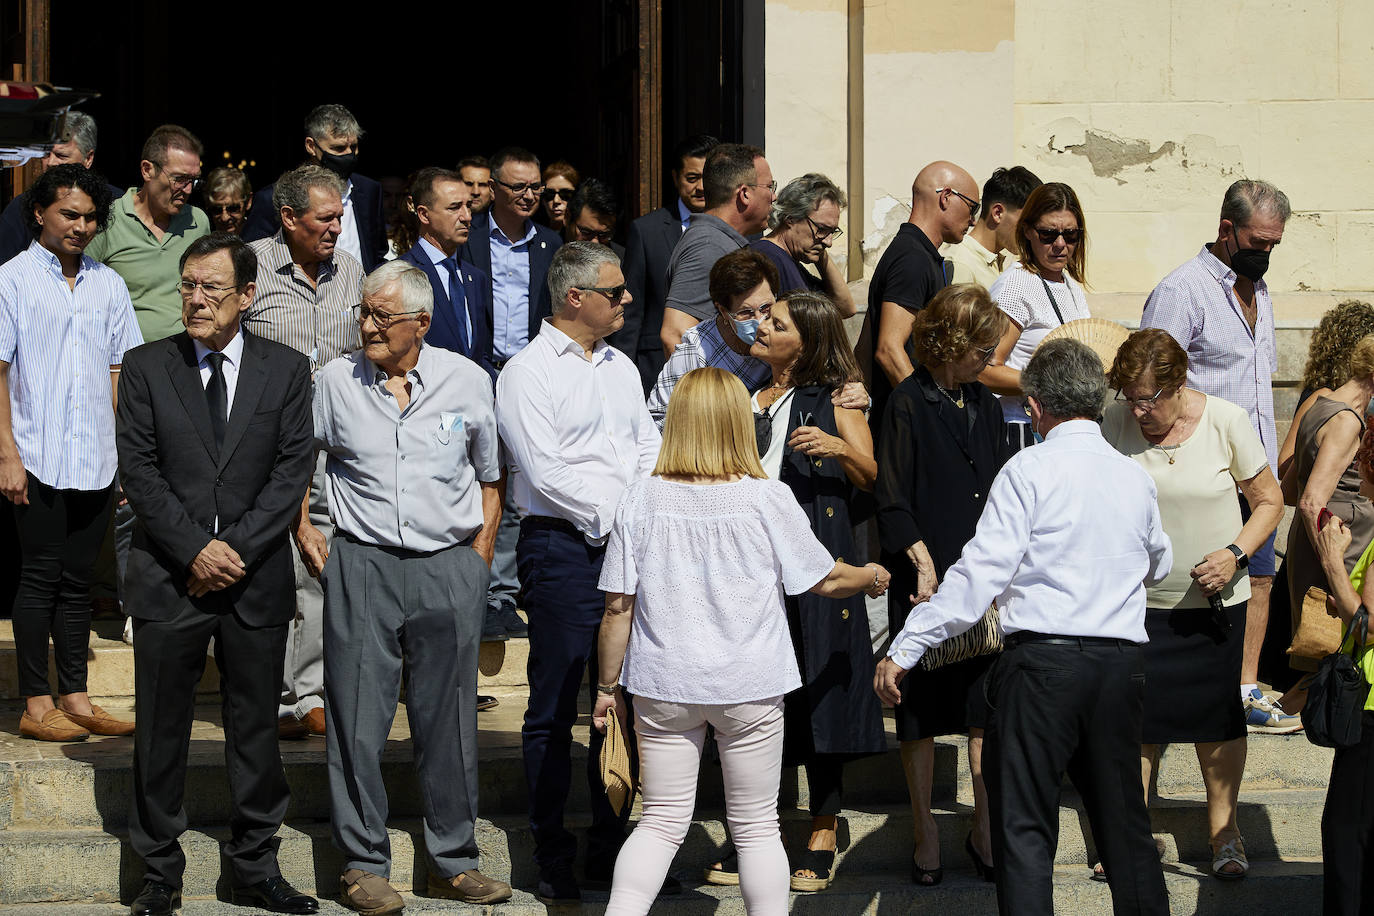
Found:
[243,171,388,272]
[458,210,562,354]
[398,242,497,382]
[617,205,685,389]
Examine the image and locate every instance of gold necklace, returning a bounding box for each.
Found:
[1152,443,1181,465]
[935,381,965,409]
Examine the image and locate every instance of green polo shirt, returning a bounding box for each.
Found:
[85,188,210,343]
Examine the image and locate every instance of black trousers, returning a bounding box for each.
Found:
[984,638,1168,916]
[129,602,289,889]
[11,474,113,697]
[804,755,845,817]
[517,519,631,872]
[1322,709,1374,915]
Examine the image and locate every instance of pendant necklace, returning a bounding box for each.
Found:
[1153,443,1180,465]
[935,381,965,409]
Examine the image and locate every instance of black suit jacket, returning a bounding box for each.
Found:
[242,172,388,272]
[116,331,314,627]
[458,210,562,351]
[398,242,497,382]
[617,205,684,387]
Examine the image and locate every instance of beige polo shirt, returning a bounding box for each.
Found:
[941,233,1003,290]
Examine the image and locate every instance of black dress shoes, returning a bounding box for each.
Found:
[232,875,319,914]
[130,880,180,916]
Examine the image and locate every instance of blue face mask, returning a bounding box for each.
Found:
[732,317,760,345]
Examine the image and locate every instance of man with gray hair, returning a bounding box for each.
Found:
[876,338,1173,916]
[243,104,387,271]
[496,242,663,904]
[1140,179,1297,733]
[0,111,110,264]
[306,260,510,911]
[749,172,855,315]
[246,162,365,739]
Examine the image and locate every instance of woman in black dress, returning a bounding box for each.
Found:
[876,283,1010,885]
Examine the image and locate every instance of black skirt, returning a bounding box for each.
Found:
[1141,601,1247,744]
[894,653,994,741]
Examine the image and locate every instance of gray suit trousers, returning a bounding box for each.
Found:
[323,534,489,878]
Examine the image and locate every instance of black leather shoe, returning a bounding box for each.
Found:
[537,863,580,904]
[232,875,319,914]
[130,880,180,916]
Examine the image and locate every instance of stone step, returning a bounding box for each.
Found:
[0,619,533,703]
[0,802,1329,906]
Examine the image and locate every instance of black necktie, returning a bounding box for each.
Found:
[441,257,471,358]
[205,352,228,452]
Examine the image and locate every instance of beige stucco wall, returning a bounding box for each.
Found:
[764,0,1374,299]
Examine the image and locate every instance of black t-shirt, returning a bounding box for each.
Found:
[859,222,948,434]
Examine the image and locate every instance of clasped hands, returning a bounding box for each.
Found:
[187,539,246,597]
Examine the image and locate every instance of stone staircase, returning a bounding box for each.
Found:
[0,619,1331,914]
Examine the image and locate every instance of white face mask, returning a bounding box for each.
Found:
[731,316,760,345]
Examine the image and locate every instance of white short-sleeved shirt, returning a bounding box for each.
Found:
[990,261,1090,423]
[751,388,794,480]
[598,475,836,704]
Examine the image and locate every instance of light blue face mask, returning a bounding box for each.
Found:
[732,317,760,345]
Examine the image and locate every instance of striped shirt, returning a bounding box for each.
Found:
[646,315,772,429]
[1141,245,1278,473]
[243,232,364,371]
[0,241,143,490]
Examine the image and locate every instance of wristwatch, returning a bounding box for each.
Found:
[1225,544,1249,569]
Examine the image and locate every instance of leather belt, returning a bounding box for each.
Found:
[1004,631,1139,649]
[523,515,582,536]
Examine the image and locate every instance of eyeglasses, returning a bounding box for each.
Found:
[575,285,627,304]
[729,303,771,322]
[748,180,777,194]
[353,304,426,329]
[936,187,980,219]
[804,214,844,242]
[573,224,614,243]
[493,178,544,196]
[158,166,201,191]
[207,203,243,216]
[975,344,997,365]
[1114,387,1168,411]
[541,187,575,203]
[1033,226,1082,245]
[177,279,236,302]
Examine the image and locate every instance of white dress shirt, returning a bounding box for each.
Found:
[496,319,661,545]
[193,330,244,414]
[335,179,362,267]
[887,419,1173,669]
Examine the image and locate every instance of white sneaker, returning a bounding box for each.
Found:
[1244,689,1302,734]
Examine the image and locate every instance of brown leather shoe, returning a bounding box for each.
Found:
[427,869,512,904]
[339,868,404,915]
[19,709,89,742]
[62,704,135,736]
[278,716,309,740]
[303,707,326,736]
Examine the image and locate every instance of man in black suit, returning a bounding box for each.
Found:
[243,104,387,272]
[619,134,716,392]
[398,167,497,382]
[116,233,317,916]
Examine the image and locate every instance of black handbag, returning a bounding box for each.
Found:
[1302,605,1370,748]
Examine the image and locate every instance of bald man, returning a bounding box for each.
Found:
[856,161,979,435]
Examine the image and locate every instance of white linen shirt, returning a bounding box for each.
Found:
[335,179,362,267]
[599,476,834,704]
[497,320,661,545]
[0,241,142,490]
[887,420,1173,669]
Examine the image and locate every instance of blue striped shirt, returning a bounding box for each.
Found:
[0,241,143,490]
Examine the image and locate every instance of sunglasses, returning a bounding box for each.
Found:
[207,203,243,216]
[541,187,575,203]
[575,284,627,303]
[1033,226,1082,245]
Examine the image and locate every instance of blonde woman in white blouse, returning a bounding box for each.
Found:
[592,367,890,916]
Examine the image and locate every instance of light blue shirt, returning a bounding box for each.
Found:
[0,241,142,490]
[676,198,692,232]
[418,236,471,349]
[489,217,537,360]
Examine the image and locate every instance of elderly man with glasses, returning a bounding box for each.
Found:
[304,260,511,912]
[750,172,856,317]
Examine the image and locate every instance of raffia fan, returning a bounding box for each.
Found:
[1039,318,1131,374]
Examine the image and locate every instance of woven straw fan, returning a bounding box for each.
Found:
[1039,318,1131,373]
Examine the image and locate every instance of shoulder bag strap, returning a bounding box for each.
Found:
[1040,277,1067,326]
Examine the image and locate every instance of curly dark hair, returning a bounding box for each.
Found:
[26,163,113,238]
[1302,300,1374,392]
[909,283,1008,368]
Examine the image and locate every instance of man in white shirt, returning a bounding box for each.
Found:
[876,339,1173,916]
[496,242,662,905]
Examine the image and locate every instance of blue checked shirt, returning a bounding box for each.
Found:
[0,241,143,490]
[646,315,773,429]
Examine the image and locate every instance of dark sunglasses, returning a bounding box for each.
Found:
[575,284,627,303]
[1033,226,1082,245]
[207,203,243,215]
[541,187,575,202]
[574,224,614,243]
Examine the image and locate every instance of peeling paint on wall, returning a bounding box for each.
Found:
[862,194,908,270]
[1063,130,1176,180]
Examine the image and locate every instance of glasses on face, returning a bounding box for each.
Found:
[208,203,243,216]
[748,180,777,194]
[730,303,771,322]
[541,187,575,203]
[158,166,201,191]
[1114,387,1167,411]
[177,279,236,302]
[1033,226,1082,245]
[974,344,997,366]
[493,178,544,197]
[574,224,614,243]
[804,214,844,242]
[937,187,980,219]
[576,285,627,304]
[353,304,425,330]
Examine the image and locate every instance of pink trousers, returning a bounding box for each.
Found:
[605,695,788,916]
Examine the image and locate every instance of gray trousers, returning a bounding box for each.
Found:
[323,534,489,878]
[488,480,520,611]
[281,455,332,719]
